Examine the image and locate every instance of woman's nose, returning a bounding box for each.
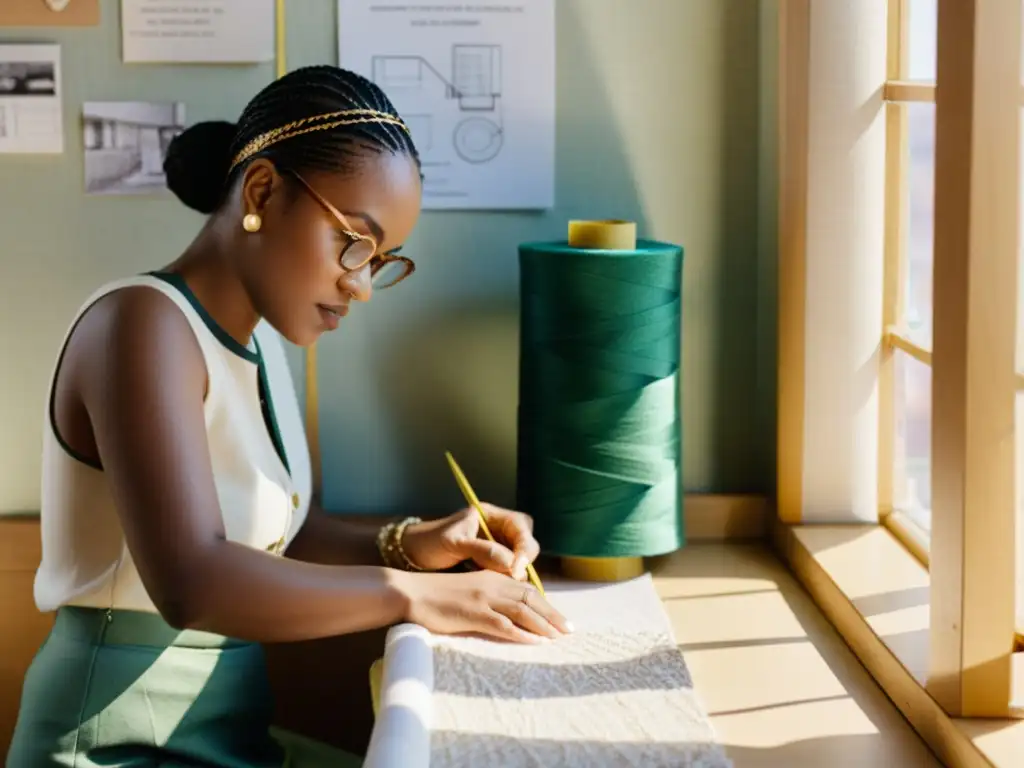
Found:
[340,264,373,303]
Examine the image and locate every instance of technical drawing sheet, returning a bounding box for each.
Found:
[338,0,555,210]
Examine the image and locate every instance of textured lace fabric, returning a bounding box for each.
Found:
[427,577,734,767]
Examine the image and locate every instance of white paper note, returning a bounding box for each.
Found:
[337,0,555,210]
[121,0,275,63]
[0,44,63,154]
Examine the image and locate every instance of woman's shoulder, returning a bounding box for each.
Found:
[69,274,196,348]
[73,273,193,324]
[49,274,208,449]
[55,274,207,398]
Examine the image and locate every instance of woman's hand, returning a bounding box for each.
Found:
[394,569,572,644]
[401,503,541,579]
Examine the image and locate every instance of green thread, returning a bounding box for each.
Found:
[515,239,685,558]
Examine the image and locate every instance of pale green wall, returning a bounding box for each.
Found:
[0,0,774,516]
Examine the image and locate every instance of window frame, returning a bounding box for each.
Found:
[878,5,1024,654]
[878,0,917,556]
[777,0,1020,721]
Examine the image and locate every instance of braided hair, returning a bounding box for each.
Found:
[164,65,420,215]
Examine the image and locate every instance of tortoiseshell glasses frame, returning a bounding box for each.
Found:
[289,171,416,289]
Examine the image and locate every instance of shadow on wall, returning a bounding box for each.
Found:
[329,0,653,514]
[377,302,522,511]
[322,1,765,512]
[712,1,762,493]
[756,0,781,498]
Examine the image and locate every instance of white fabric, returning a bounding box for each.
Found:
[366,575,732,768]
[34,274,312,613]
[365,624,436,768]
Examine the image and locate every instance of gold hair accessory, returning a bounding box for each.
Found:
[229,109,410,172]
[242,213,262,233]
[376,516,425,571]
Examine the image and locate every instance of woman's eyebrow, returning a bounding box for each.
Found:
[342,211,385,243]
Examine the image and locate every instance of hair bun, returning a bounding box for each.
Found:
[163,121,238,214]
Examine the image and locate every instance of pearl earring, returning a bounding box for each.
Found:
[242,214,262,233]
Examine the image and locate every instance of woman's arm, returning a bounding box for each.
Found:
[285,503,392,566]
[78,288,409,643]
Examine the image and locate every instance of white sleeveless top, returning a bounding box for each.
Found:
[34,273,312,614]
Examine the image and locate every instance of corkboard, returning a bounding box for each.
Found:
[0,0,100,27]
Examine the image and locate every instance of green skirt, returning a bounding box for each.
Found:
[7,606,362,768]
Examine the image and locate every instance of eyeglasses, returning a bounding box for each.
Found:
[289,171,415,290]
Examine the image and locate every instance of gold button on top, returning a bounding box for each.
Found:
[291,492,300,509]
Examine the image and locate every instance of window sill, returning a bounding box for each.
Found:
[774,521,1024,768]
[880,509,930,570]
[880,511,1024,655]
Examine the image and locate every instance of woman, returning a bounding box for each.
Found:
[8,65,570,767]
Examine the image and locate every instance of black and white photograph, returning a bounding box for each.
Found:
[83,101,186,195]
[0,43,63,154]
[0,61,56,97]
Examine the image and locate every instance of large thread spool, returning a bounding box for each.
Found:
[516,220,684,582]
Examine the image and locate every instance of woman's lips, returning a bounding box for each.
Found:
[317,303,348,330]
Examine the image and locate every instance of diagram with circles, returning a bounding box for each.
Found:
[371,45,504,165]
[338,0,555,209]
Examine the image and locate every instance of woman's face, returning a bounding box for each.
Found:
[236,151,423,346]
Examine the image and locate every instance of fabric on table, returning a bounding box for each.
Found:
[428,575,732,768]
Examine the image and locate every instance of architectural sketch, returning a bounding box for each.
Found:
[338,0,554,210]
[452,116,502,164]
[370,44,504,164]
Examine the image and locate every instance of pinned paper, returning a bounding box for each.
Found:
[0,44,64,154]
[121,0,274,64]
[83,101,186,195]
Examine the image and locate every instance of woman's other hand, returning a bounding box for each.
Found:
[401,503,541,579]
[394,569,571,644]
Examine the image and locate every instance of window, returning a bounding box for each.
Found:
[882,0,1024,653]
[778,0,1022,724]
[883,0,936,543]
[896,0,1021,714]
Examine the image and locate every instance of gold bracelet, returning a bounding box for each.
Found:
[376,516,424,571]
